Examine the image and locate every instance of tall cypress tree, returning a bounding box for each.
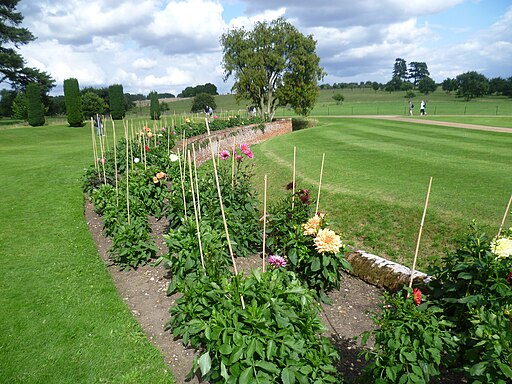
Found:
[149,91,160,120]
[108,84,125,120]
[26,83,45,126]
[63,78,83,127]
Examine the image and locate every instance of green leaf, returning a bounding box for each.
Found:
[498,362,512,378]
[311,257,321,271]
[219,343,233,355]
[386,366,397,381]
[239,366,253,384]
[254,360,280,374]
[281,367,296,384]
[198,351,211,377]
[469,361,488,376]
[220,361,229,381]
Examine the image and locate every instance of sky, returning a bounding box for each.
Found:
[13,0,512,96]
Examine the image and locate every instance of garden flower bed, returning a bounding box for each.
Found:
[83,116,512,383]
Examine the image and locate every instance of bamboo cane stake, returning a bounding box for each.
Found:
[90,117,99,174]
[262,174,267,272]
[497,192,512,238]
[177,149,188,217]
[408,176,433,288]
[188,150,205,272]
[99,127,107,185]
[231,137,236,188]
[315,153,325,214]
[124,119,131,225]
[205,119,241,283]
[111,117,119,207]
[192,143,201,219]
[292,146,296,209]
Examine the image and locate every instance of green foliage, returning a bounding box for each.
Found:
[456,71,489,101]
[332,93,344,105]
[11,91,27,119]
[361,287,457,383]
[191,92,216,113]
[428,223,512,382]
[63,77,83,127]
[109,217,158,270]
[408,62,429,86]
[26,82,45,126]
[148,91,161,120]
[81,91,107,119]
[109,84,125,120]
[179,83,218,97]
[169,269,341,383]
[221,17,324,120]
[417,76,437,94]
[161,216,231,295]
[393,58,408,82]
[0,89,16,117]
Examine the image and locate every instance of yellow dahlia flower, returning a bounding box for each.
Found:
[491,236,512,259]
[314,228,342,254]
[302,215,322,236]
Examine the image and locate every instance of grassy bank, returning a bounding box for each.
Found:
[250,117,512,270]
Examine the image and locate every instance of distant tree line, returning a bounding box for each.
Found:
[178,83,218,98]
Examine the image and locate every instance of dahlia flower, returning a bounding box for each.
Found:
[314,228,342,254]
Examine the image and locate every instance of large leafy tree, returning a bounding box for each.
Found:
[455,71,489,101]
[408,62,429,86]
[0,0,55,94]
[221,17,325,119]
[393,58,408,81]
[418,76,437,95]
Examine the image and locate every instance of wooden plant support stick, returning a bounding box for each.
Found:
[409,176,433,288]
[231,137,236,188]
[177,149,188,217]
[192,144,201,219]
[99,127,107,185]
[315,153,325,214]
[205,119,245,308]
[111,117,119,207]
[262,174,267,272]
[292,146,296,209]
[90,118,99,174]
[188,150,205,272]
[124,120,131,225]
[497,192,512,238]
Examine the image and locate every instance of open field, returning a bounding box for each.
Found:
[0,88,510,382]
[251,117,512,270]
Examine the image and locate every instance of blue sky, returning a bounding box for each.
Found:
[12,0,512,95]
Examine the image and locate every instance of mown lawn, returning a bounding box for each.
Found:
[251,117,512,270]
[0,123,174,383]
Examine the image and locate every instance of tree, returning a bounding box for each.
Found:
[26,83,45,126]
[441,78,458,94]
[82,91,107,120]
[63,78,83,127]
[393,58,408,81]
[148,91,160,120]
[400,81,413,92]
[418,76,437,95]
[191,93,216,113]
[11,91,26,119]
[384,76,402,92]
[0,89,16,117]
[0,1,55,93]
[221,17,325,119]
[108,84,125,119]
[372,82,380,93]
[455,71,489,101]
[408,62,429,86]
[332,93,344,105]
[489,77,511,96]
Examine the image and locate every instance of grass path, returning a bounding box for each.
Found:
[0,125,174,383]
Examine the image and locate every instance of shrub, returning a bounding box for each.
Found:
[108,84,125,120]
[191,92,216,113]
[169,269,341,383]
[63,78,83,127]
[148,91,160,120]
[26,83,45,126]
[361,287,457,383]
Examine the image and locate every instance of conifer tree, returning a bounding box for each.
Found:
[108,84,125,120]
[149,91,160,120]
[26,83,45,126]
[63,78,83,127]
